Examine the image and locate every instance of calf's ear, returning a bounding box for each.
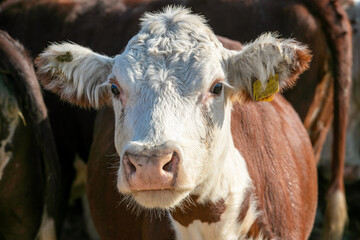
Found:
[35,43,114,109]
[225,33,312,102]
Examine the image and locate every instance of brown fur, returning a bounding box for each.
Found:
[304,72,334,162]
[283,47,313,91]
[171,196,226,227]
[232,96,317,240]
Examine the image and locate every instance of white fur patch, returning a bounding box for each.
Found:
[171,145,262,240]
[227,33,308,98]
[37,207,57,240]
[172,199,268,240]
[173,220,219,240]
[37,43,114,108]
[322,190,347,240]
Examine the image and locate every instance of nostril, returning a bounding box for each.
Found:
[128,161,136,174]
[162,152,177,172]
[124,154,136,174]
[162,160,173,172]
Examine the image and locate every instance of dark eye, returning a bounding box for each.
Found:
[111,84,120,96]
[210,82,223,95]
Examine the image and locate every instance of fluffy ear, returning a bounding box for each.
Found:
[35,43,114,108]
[226,33,312,101]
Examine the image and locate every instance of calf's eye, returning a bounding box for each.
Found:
[210,82,223,95]
[111,84,120,96]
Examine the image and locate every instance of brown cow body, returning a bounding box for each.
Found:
[0,31,61,240]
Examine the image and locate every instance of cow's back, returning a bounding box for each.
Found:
[231,95,317,239]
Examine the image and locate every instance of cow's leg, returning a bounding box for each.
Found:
[37,207,57,240]
[304,72,333,163]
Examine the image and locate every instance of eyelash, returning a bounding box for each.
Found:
[210,82,223,95]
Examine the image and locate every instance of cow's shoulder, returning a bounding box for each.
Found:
[231,95,317,239]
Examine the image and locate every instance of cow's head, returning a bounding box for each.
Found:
[36,7,311,210]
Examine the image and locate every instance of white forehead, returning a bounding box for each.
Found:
[112,6,226,96]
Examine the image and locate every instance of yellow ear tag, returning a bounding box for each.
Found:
[252,74,279,102]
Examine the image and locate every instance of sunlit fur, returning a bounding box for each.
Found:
[227,33,310,97]
[36,43,114,108]
[36,6,311,239]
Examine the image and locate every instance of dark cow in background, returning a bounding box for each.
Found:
[0,0,353,239]
[321,0,360,182]
[319,1,360,237]
[0,0,183,56]
[0,30,61,240]
[343,1,360,173]
[343,0,360,179]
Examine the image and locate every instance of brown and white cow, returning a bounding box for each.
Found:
[36,7,317,239]
[1,0,351,238]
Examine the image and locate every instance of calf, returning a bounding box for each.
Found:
[36,7,317,239]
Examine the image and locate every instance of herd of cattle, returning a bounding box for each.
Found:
[0,0,359,239]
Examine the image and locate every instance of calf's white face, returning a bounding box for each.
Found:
[110,15,233,208]
[112,39,227,207]
[36,7,311,209]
